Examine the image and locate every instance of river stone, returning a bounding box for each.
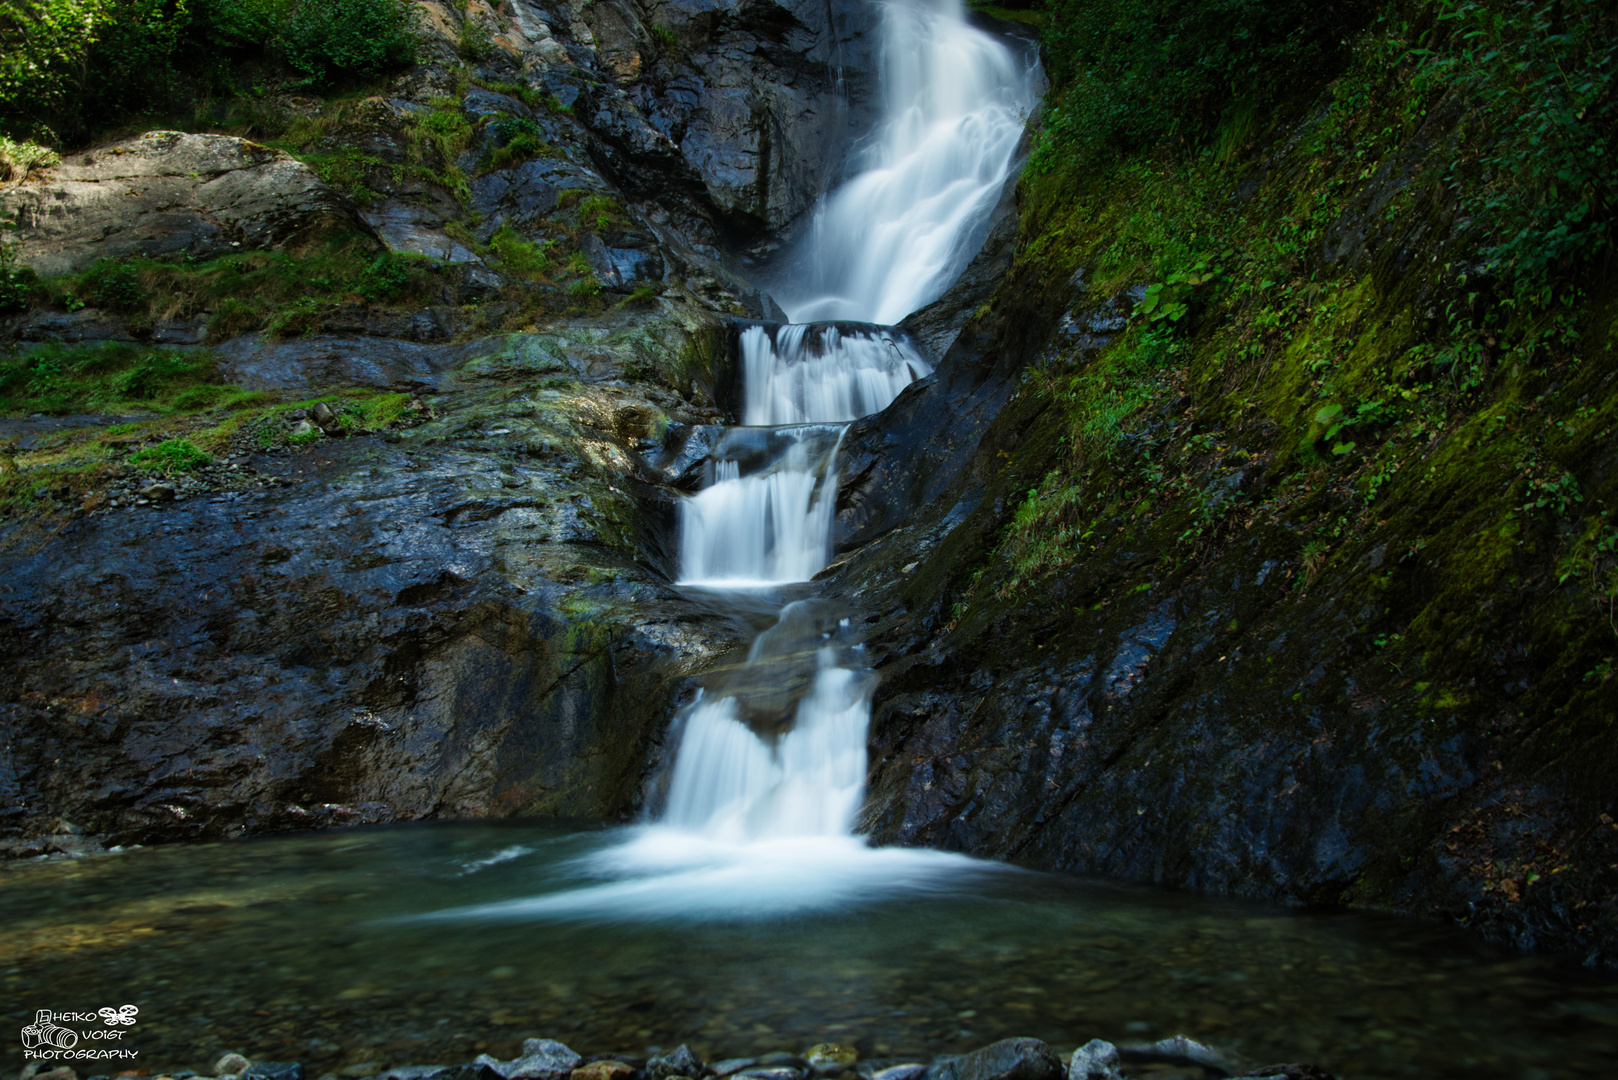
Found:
[648,1047,707,1080]
[803,1046,857,1077]
[571,1064,634,1080]
[730,1068,804,1080]
[859,1067,925,1080]
[926,1040,1061,1080]
[242,1064,304,1080]
[1,131,372,277]
[1064,1042,1120,1080]
[216,1057,253,1078]
[1117,1037,1245,1076]
[709,1061,757,1077]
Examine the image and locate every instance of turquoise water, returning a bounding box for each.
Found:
[3,822,1614,1079]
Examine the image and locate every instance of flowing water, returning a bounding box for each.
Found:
[769,0,1039,324]
[5,3,1611,1079]
[4,823,1617,1080]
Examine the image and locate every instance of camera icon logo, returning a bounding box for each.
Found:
[20,1010,78,1050]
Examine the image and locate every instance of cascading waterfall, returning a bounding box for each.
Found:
[739,324,932,426]
[676,326,930,588]
[440,0,1035,920]
[770,0,1038,324]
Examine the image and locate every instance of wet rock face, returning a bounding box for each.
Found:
[0,132,373,276]
[0,314,744,851]
[625,0,883,230]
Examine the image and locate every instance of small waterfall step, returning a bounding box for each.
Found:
[738,321,933,427]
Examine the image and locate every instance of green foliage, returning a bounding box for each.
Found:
[0,0,416,142]
[0,215,36,314]
[77,259,148,312]
[1035,0,1371,170]
[648,23,680,56]
[0,343,234,415]
[36,238,442,341]
[476,113,554,174]
[278,0,416,86]
[577,194,624,232]
[489,226,553,280]
[356,252,412,301]
[1136,255,1222,323]
[1418,0,1617,295]
[0,0,113,135]
[130,436,210,471]
[301,147,382,205]
[455,11,492,61]
[0,135,59,180]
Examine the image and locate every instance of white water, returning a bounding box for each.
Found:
[427,0,1031,924]
[676,429,844,587]
[740,324,932,426]
[772,0,1037,324]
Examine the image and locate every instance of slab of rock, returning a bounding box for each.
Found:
[926,1040,1061,1080]
[2,131,374,276]
[476,1039,583,1080]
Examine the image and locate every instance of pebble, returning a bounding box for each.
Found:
[803,1046,856,1077]
[215,1056,252,1077]
[570,1064,633,1080]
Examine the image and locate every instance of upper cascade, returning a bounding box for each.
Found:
[739,323,932,426]
[770,0,1038,325]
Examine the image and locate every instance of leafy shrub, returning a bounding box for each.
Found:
[1,0,416,141]
[0,0,113,137]
[78,260,148,312]
[1036,0,1372,169]
[0,135,59,181]
[1420,0,1617,295]
[357,253,411,301]
[279,0,417,86]
[577,194,623,231]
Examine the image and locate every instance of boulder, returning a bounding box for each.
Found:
[2,131,375,276]
[476,1040,582,1080]
[648,1047,708,1080]
[926,1040,1061,1080]
[1064,1042,1120,1080]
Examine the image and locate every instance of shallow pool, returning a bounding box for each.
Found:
[3,822,1613,1079]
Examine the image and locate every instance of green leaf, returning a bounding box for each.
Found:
[1332,441,1357,456]
[1314,403,1343,424]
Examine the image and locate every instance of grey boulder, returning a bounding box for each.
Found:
[3,131,373,276]
[927,1040,1062,1080]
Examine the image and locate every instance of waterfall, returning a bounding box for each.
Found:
[771,0,1037,324]
[439,0,1035,918]
[739,324,932,426]
[663,0,1032,846]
